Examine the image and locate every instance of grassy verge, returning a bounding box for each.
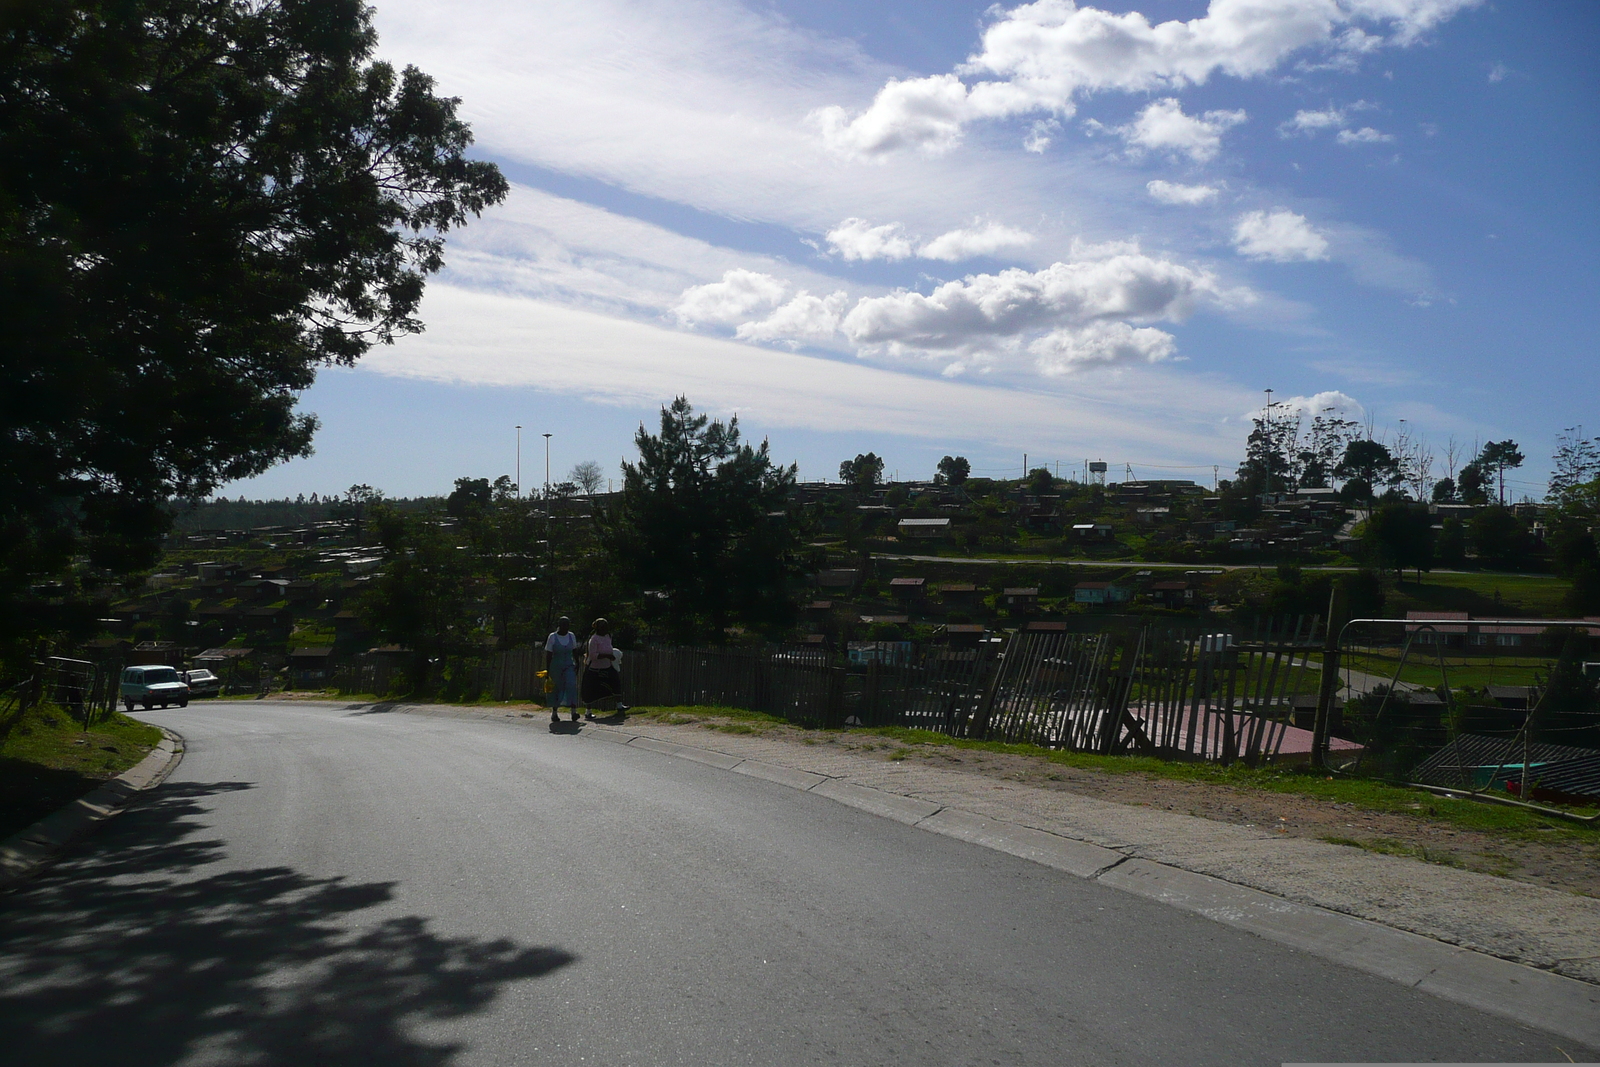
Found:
[621,705,1596,842]
[0,704,163,841]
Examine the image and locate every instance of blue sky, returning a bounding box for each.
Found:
[228,0,1597,501]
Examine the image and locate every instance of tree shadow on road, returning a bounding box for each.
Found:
[0,781,575,1066]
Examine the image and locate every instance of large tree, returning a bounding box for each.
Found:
[603,398,800,642]
[0,0,506,666]
[1362,502,1435,583]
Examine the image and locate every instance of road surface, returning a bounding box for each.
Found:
[0,700,1587,1065]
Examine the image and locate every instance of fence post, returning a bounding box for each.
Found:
[1311,584,1346,769]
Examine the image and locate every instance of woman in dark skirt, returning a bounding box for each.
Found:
[581,618,622,717]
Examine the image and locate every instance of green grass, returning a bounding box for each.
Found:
[1384,572,1573,618]
[0,703,163,840]
[1335,648,1554,689]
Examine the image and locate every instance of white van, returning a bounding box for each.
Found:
[120,665,190,711]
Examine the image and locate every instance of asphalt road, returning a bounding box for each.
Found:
[0,701,1589,1066]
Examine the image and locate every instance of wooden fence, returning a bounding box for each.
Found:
[612,615,1321,765]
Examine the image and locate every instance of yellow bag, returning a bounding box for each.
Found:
[537,669,552,693]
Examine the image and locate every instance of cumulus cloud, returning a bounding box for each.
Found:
[672,268,787,324]
[1251,389,1363,419]
[815,0,1475,157]
[1116,98,1247,162]
[735,290,850,345]
[1147,179,1220,205]
[1336,125,1394,143]
[675,243,1248,374]
[919,221,1037,261]
[1030,321,1177,374]
[840,242,1234,362]
[811,74,976,158]
[825,218,916,261]
[1233,209,1330,262]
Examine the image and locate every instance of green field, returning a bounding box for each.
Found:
[1382,572,1574,619]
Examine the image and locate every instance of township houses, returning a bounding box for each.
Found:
[1404,611,1544,649]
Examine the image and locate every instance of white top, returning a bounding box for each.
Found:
[545,630,578,668]
[587,634,614,668]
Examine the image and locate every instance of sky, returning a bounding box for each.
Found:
[225,0,1598,501]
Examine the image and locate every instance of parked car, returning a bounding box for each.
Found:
[181,668,222,698]
[120,664,189,710]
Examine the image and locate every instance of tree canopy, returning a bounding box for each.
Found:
[603,398,799,642]
[1,0,506,666]
[839,452,885,490]
[936,455,970,486]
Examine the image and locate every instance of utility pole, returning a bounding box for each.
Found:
[515,425,522,498]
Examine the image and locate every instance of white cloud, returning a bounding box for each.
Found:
[840,242,1236,361]
[1116,98,1247,162]
[918,221,1037,261]
[1251,390,1363,420]
[735,290,850,345]
[1023,118,1060,153]
[811,74,976,158]
[817,0,1476,157]
[820,217,1036,263]
[368,283,1257,460]
[1147,180,1219,205]
[672,268,788,325]
[1488,60,1510,83]
[1281,106,1350,135]
[1336,125,1395,144]
[1233,209,1330,262]
[825,218,916,261]
[1030,321,1177,374]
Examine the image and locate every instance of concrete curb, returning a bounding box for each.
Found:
[586,724,1600,1049]
[0,727,185,893]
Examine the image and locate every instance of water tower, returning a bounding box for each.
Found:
[1087,460,1108,487]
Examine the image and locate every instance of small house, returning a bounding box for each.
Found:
[815,569,860,591]
[938,583,978,606]
[1147,581,1192,608]
[1074,581,1131,606]
[888,577,927,603]
[897,517,951,539]
[943,623,984,648]
[1002,587,1039,611]
[289,646,335,687]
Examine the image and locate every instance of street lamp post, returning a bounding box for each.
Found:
[542,433,554,631]
[542,433,552,499]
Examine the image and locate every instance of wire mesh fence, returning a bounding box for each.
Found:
[1334,618,1600,809]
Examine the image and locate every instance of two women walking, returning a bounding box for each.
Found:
[545,616,623,724]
